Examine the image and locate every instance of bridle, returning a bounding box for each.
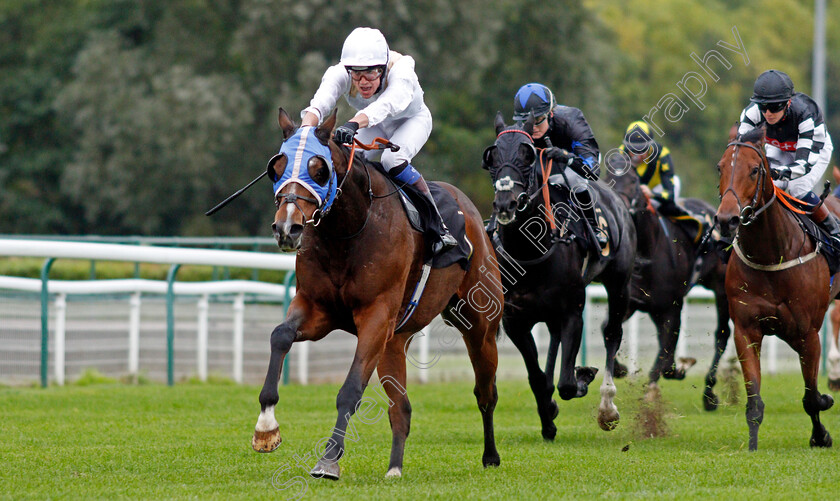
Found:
[274,136,397,238]
[491,129,537,212]
[720,140,776,226]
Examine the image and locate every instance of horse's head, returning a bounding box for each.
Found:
[715,126,771,239]
[605,152,648,216]
[268,108,339,251]
[482,112,537,225]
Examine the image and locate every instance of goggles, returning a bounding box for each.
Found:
[347,66,384,81]
[758,101,787,113]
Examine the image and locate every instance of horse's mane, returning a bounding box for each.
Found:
[738,126,766,145]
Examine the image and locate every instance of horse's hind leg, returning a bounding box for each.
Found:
[703,290,731,411]
[798,331,833,448]
[649,307,695,382]
[376,333,414,478]
[732,325,764,451]
[828,300,840,392]
[457,314,501,467]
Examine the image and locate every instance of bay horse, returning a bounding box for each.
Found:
[715,126,838,450]
[606,155,731,409]
[482,113,636,438]
[252,108,502,479]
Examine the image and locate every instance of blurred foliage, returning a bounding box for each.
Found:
[0,0,836,236]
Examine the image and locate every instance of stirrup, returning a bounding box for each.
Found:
[433,231,458,255]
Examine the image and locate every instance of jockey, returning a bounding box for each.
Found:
[738,69,838,246]
[300,27,457,255]
[512,82,607,247]
[619,121,681,215]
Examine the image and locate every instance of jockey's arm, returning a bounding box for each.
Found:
[656,151,677,202]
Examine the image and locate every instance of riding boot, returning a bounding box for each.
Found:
[574,190,608,248]
[410,175,458,255]
[812,202,840,248]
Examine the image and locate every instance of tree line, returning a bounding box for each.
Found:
[0,0,836,236]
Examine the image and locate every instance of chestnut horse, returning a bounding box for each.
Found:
[606,155,731,409]
[715,127,838,450]
[252,109,502,479]
[483,113,636,437]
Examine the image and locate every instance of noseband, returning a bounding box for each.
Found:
[492,129,539,211]
[721,141,776,226]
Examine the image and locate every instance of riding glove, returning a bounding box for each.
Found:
[544,147,573,164]
[333,121,360,144]
[770,166,792,180]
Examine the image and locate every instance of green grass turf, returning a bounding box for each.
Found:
[1,372,837,500]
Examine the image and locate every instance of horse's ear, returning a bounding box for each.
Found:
[523,112,535,135]
[278,108,296,140]
[728,122,739,142]
[315,109,338,145]
[494,111,506,135]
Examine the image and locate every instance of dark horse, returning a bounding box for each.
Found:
[252,109,502,478]
[606,155,731,409]
[715,126,838,450]
[482,113,636,438]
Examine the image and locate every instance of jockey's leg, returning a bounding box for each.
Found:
[568,174,607,248]
[807,192,840,247]
[391,161,457,255]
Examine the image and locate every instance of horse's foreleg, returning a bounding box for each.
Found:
[733,324,763,451]
[703,290,731,410]
[460,316,500,468]
[549,313,597,402]
[648,308,680,384]
[828,300,840,391]
[253,299,330,453]
[504,316,556,440]
[376,334,412,478]
[798,331,833,448]
[598,282,630,431]
[310,304,394,480]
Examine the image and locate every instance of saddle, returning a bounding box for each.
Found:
[370,163,472,270]
[545,181,619,260]
[791,210,840,276]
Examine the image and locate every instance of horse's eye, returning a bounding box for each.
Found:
[751,166,760,177]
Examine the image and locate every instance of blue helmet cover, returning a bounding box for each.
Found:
[269,126,337,212]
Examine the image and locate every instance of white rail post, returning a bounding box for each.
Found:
[232,292,245,383]
[128,292,141,380]
[54,293,67,386]
[767,335,778,374]
[628,312,639,375]
[197,294,209,382]
[419,325,430,384]
[298,341,309,385]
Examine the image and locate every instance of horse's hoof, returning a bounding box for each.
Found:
[829,378,840,392]
[810,430,832,448]
[310,460,340,480]
[575,366,599,386]
[597,408,620,431]
[703,390,719,412]
[385,467,402,478]
[677,357,697,372]
[252,428,282,452]
[482,452,501,468]
[541,423,557,441]
[613,360,629,379]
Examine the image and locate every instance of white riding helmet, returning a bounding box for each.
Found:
[340,27,389,68]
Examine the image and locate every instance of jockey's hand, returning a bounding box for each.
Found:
[544,147,573,164]
[770,167,792,180]
[640,185,654,198]
[333,121,360,145]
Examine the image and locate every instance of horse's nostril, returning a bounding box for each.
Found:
[271,222,279,233]
[288,224,303,239]
[506,200,518,213]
